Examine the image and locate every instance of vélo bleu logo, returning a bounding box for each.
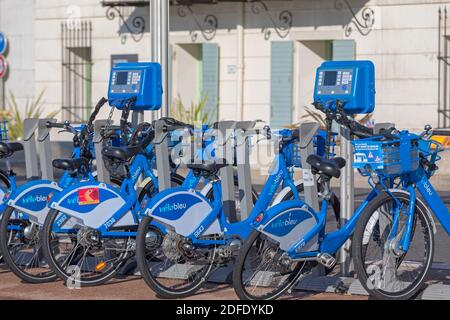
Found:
[159,202,187,213]
[270,216,298,229]
[22,195,49,204]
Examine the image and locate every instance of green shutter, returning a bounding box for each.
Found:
[271,41,294,128]
[201,43,219,122]
[332,40,356,61]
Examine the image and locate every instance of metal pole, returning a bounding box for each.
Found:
[339,125,354,276]
[439,7,442,128]
[0,78,5,110]
[443,7,448,128]
[161,0,169,118]
[150,0,169,120]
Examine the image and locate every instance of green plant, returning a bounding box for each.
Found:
[170,94,216,126]
[2,90,59,141]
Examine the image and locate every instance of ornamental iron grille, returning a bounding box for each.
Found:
[438,7,450,128]
[61,21,93,123]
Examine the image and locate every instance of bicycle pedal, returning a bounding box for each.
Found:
[317,253,336,269]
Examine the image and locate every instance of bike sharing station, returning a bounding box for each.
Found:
[5,53,450,299]
[2,3,450,299]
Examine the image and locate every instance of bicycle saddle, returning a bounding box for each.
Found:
[0,142,23,158]
[52,157,89,171]
[306,155,346,178]
[186,159,229,175]
[102,145,142,162]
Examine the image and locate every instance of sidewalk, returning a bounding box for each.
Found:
[0,265,366,300]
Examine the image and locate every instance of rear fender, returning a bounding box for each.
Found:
[49,181,134,229]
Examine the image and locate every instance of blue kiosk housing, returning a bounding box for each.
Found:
[313,60,375,114]
[108,62,162,110]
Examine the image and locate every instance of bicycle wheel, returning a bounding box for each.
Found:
[0,206,58,283]
[136,216,218,299]
[0,170,11,264]
[41,175,184,287]
[233,230,308,300]
[352,190,434,300]
[41,208,134,287]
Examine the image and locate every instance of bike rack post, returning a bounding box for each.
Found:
[37,119,56,181]
[23,119,40,179]
[154,118,172,191]
[23,119,56,179]
[339,125,354,276]
[298,122,320,211]
[93,120,113,183]
[217,121,238,222]
[235,121,256,220]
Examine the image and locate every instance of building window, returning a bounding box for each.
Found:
[61,21,93,123]
[271,41,294,128]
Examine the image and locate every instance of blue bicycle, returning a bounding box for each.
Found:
[351,123,446,299]
[39,115,218,287]
[231,103,407,300]
[0,97,123,283]
[134,124,340,298]
[0,140,22,262]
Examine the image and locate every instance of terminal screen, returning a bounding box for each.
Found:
[323,71,338,86]
[116,72,129,85]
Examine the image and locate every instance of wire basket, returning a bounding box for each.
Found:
[0,120,8,142]
[289,130,337,168]
[352,132,420,176]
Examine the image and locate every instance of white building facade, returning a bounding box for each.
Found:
[0,0,447,131]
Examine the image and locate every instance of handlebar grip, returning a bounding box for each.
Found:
[352,130,373,139]
[46,122,65,129]
[433,129,450,136]
[87,97,107,127]
[378,128,398,140]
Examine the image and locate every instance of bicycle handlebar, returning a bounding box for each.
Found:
[432,129,450,137]
[87,97,108,131]
[46,121,66,129]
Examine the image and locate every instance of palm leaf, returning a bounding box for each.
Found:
[4,89,58,141]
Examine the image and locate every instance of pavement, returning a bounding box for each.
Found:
[0,265,367,300]
[1,174,450,300]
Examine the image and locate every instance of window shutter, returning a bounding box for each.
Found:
[270,41,294,128]
[332,40,356,61]
[201,43,219,122]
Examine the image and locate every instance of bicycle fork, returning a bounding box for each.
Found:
[386,185,416,254]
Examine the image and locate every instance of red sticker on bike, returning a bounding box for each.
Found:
[78,188,100,205]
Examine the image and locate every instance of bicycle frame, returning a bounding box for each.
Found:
[287,187,379,259]
[0,168,17,212]
[4,147,94,226]
[50,146,201,238]
[145,144,302,246]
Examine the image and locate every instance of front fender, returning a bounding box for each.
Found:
[7,180,62,225]
[49,181,132,229]
[256,200,320,252]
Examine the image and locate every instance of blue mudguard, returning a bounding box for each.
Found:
[49,181,134,229]
[143,187,220,237]
[256,200,320,253]
[6,180,62,225]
